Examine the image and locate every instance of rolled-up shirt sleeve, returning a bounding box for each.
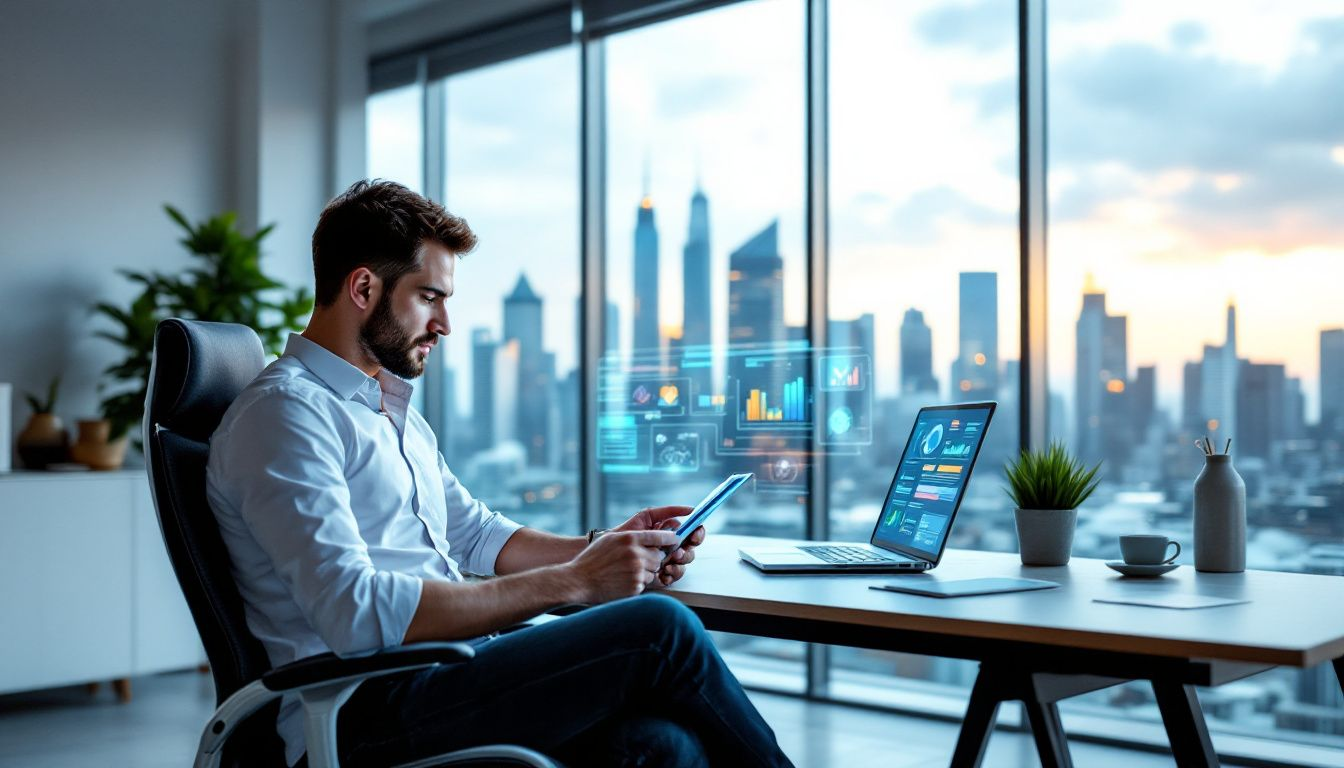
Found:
[216,390,422,656]
[438,453,522,576]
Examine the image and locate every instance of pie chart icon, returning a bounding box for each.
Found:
[921,423,944,455]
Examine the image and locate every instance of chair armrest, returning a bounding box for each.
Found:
[196,643,477,768]
[261,641,475,692]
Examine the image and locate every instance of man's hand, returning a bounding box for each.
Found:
[567,529,679,604]
[612,505,707,588]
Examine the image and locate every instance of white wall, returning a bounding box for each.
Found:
[0,0,366,451]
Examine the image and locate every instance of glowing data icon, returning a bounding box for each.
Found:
[828,406,854,436]
[819,355,867,391]
[631,385,653,406]
[658,384,680,407]
[829,364,860,388]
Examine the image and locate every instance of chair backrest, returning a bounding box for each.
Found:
[144,319,287,764]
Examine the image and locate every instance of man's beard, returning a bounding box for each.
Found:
[359,291,434,379]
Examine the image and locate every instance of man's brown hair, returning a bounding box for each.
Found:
[311,180,477,307]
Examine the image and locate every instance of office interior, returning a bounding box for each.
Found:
[2,0,1342,766]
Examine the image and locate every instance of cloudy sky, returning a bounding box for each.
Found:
[367,0,1344,424]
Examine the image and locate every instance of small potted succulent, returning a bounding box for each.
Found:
[1005,442,1101,566]
[16,377,68,469]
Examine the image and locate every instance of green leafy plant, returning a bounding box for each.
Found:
[24,376,61,414]
[1004,441,1102,511]
[94,206,313,444]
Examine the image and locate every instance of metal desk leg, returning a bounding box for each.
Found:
[1334,657,1344,699]
[950,672,1001,768]
[949,666,1121,768]
[1152,680,1218,768]
[1021,699,1072,768]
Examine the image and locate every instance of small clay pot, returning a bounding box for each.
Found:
[17,412,69,469]
[71,419,129,471]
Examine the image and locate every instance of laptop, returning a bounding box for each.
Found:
[739,401,997,573]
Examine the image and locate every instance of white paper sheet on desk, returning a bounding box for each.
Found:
[1093,594,1249,610]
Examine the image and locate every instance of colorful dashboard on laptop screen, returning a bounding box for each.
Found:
[871,405,993,558]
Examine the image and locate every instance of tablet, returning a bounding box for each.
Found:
[868,577,1059,598]
[665,473,752,559]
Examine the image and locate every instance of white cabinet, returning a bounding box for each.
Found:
[0,470,205,694]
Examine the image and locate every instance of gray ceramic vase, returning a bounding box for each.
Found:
[1014,508,1077,566]
[1194,453,1246,573]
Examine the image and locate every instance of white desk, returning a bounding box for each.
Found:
[666,535,1344,767]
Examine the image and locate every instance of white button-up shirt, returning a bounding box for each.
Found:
[206,333,522,766]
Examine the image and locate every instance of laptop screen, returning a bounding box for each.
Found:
[870,403,995,561]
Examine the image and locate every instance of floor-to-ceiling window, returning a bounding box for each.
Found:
[825,0,1020,705]
[1047,0,1344,752]
[366,83,424,192]
[598,0,810,690]
[366,0,1344,757]
[434,47,582,534]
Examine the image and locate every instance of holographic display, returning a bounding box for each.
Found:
[598,342,873,491]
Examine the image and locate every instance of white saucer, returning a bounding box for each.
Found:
[1105,561,1178,577]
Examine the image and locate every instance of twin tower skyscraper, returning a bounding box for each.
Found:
[632,184,785,361]
[632,185,712,353]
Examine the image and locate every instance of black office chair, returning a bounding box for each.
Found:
[144,318,558,768]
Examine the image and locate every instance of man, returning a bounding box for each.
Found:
[206,180,792,768]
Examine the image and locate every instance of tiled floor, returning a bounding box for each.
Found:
[0,670,1195,767]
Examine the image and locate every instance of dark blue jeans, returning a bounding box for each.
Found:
[334,594,794,767]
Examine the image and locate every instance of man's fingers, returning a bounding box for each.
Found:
[640,505,693,525]
[657,517,682,531]
[660,563,686,584]
[686,526,707,547]
[625,529,681,548]
[670,547,695,566]
[639,546,663,570]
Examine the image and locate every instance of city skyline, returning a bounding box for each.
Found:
[366,2,1342,425]
[439,171,1344,444]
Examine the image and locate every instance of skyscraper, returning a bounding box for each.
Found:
[632,193,660,353]
[471,328,497,450]
[900,308,937,394]
[682,185,711,348]
[681,186,712,400]
[504,274,543,357]
[1074,286,1130,468]
[727,220,784,348]
[1321,328,1344,435]
[1237,361,1286,459]
[492,339,519,446]
[1198,303,1239,448]
[1182,360,1203,432]
[504,274,548,465]
[1131,365,1156,440]
[953,272,998,400]
[1285,376,1306,440]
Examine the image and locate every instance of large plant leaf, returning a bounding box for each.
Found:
[91,205,312,442]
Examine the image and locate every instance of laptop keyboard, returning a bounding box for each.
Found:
[800,545,909,565]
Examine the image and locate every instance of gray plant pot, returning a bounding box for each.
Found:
[1014,508,1077,566]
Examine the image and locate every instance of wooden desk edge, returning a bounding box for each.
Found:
[667,590,1344,669]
